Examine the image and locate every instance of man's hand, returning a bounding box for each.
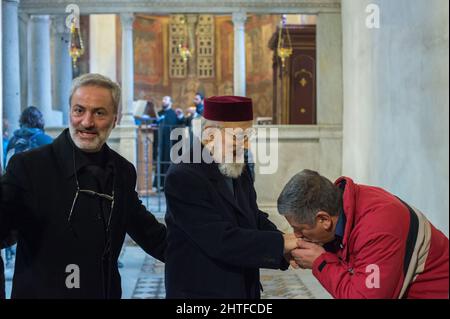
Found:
[186,106,196,116]
[291,239,326,269]
[175,108,184,119]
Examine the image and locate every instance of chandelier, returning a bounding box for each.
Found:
[178,16,192,63]
[277,15,293,68]
[179,43,192,63]
[68,16,85,69]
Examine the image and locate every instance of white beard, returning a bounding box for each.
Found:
[218,163,245,178]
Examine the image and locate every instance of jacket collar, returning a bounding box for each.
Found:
[52,128,115,180]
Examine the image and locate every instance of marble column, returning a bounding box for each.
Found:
[119,13,137,168]
[89,15,117,82]
[28,15,62,126]
[19,12,29,112]
[316,13,343,126]
[232,11,247,97]
[2,0,21,135]
[316,13,343,181]
[119,13,135,126]
[51,14,72,125]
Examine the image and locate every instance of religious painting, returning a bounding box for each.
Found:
[215,17,234,83]
[133,15,166,86]
[245,15,280,118]
[116,14,278,118]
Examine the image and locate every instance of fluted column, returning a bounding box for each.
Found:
[2,0,21,134]
[232,11,247,97]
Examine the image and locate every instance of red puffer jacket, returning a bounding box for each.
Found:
[312,177,449,299]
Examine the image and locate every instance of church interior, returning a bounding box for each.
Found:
[0,0,448,299]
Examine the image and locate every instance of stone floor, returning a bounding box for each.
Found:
[4,240,331,300]
[120,244,331,299]
[3,193,331,299]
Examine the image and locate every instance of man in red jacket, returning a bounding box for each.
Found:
[278,169,449,299]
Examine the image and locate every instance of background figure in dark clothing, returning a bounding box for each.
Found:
[5,106,53,168]
[2,107,53,294]
[153,96,181,190]
[178,92,205,128]
[193,92,204,117]
[2,119,9,172]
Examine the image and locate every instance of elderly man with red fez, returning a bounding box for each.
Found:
[164,96,299,299]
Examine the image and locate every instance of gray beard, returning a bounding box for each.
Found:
[218,163,245,178]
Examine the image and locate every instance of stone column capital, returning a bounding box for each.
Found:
[186,14,198,25]
[232,11,247,26]
[30,14,50,23]
[2,0,20,6]
[120,13,135,30]
[18,11,30,23]
[51,14,69,34]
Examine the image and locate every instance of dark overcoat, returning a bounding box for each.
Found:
[164,156,288,299]
[0,129,167,299]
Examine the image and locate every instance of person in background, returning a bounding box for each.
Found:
[153,96,180,190]
[193,92,204,117]
[5,106,53,168]
[177,92,205,128]
[0,120,5,299]
[3,107,54,284]
[2,119,9,172]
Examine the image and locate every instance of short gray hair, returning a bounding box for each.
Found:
[277,170,342,225]
[69,73,121,114]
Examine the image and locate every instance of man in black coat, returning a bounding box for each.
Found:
[0,73,166,298]
[164,96,298,299]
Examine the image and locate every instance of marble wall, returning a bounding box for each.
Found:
[342,0,449,235]
[254,124,342,232]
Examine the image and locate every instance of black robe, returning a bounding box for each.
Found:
[0,129,167,298]
[154,108,181,189]
[164,155,289,299]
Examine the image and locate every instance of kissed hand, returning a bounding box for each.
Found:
[290,239,326,269]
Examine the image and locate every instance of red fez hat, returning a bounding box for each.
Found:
[203,96,253,122]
